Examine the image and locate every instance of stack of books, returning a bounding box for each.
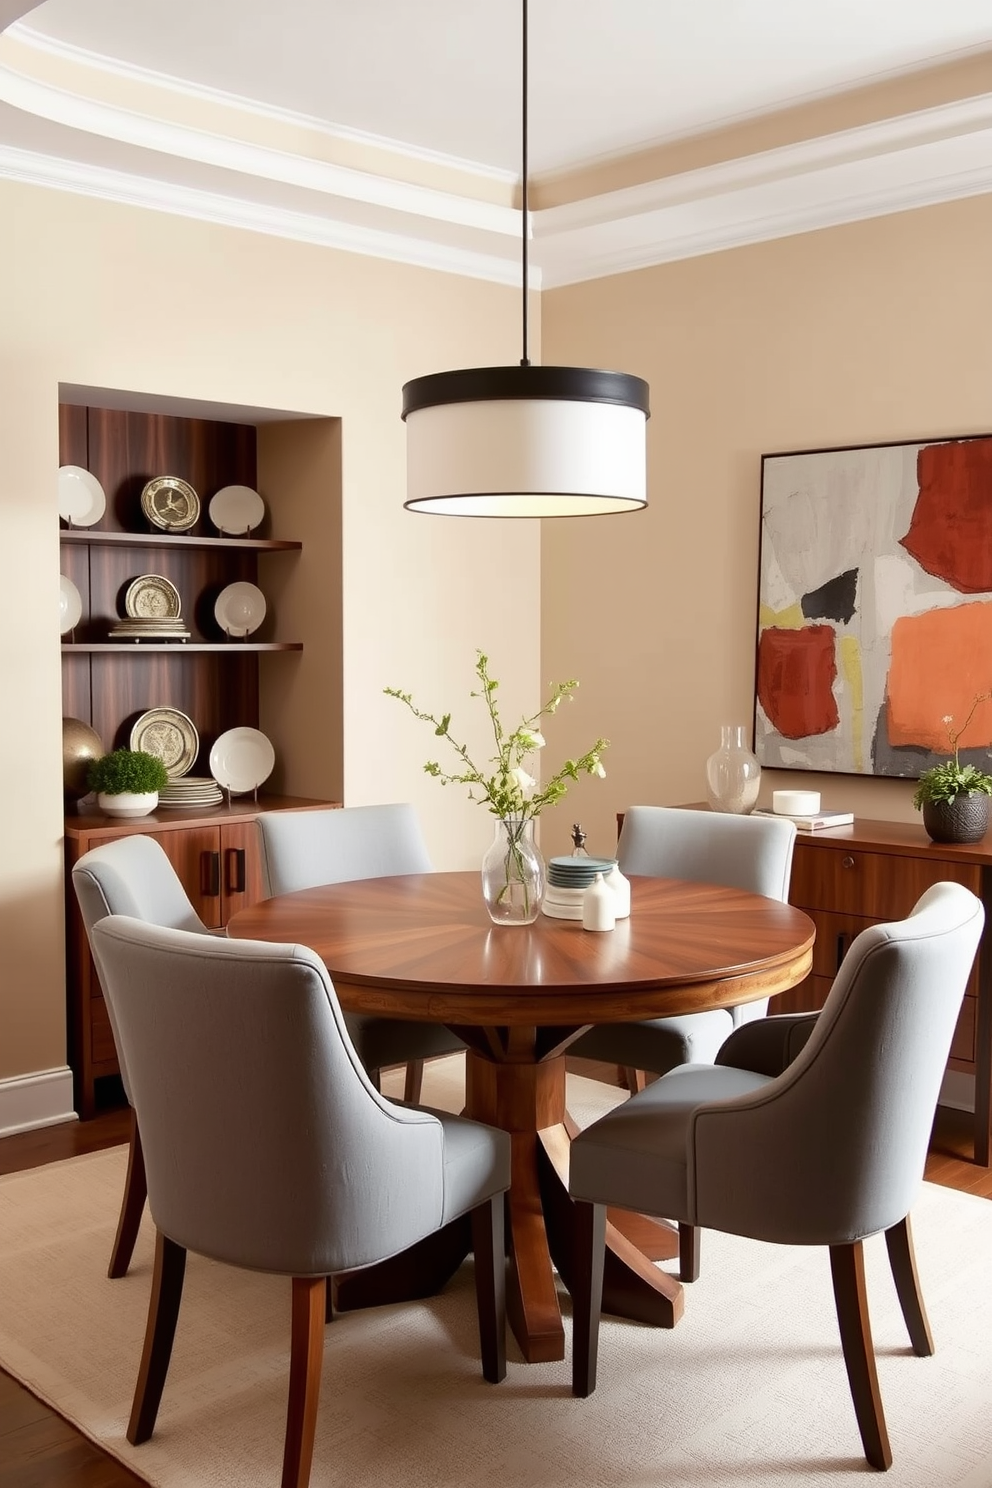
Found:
[754,807,854,832]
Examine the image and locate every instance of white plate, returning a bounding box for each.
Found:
[60,574,82,634]
[209,727,275,794]
[58,465,106,527]
[208,485,265,536]
[214,581,266,637]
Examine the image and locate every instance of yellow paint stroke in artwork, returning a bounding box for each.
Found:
[758,602,805,630]
[839,634,864,773]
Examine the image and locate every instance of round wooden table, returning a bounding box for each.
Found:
[228,871,815,1362]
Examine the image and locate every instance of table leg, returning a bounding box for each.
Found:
[465,1048,567,1362]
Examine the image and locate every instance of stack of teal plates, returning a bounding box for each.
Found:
[543,856,617,920]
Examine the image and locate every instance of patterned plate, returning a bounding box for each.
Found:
[124,574,182,620]
[130,708,199,778]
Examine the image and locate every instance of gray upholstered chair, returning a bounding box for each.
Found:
[255,804,466,1103]
[568,882,984,1471]
[572,805,798,1087]
[89,915,510,1488]
[72,834,216,1279]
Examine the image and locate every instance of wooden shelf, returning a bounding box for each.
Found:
[60,528,301,553]
[62,642,302,653]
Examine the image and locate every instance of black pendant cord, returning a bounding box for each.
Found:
[520,0,530,368]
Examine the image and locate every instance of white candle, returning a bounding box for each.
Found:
[773,789,821,816]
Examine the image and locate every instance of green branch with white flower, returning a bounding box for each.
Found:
[384,651,608,826]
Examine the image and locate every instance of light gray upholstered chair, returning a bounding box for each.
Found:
[90,916,510,1488]
[568,882,984,1471]
[572,805,798,1088]
[72,834,216,1279]
[255,804,466,1103]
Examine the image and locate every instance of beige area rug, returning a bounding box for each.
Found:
[2,1058,992,1488]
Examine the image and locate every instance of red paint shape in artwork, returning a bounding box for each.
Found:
[900,441,992,593]
[757,626,838,740]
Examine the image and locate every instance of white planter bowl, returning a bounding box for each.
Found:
[97,790,159,818]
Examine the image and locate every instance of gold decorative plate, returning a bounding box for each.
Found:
[130,708,199,778]
[124,573,183,620]
[140,475,200,533]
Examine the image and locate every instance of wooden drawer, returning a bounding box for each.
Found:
[950,995,976,1067]
[790,843,981,920]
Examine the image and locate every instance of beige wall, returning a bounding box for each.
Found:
[540,194,992,856]
[0,179,540,1084]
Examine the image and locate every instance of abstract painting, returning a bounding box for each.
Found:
[754,435,992,778]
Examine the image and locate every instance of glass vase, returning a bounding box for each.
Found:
[481,817,546,925]
[705,723,761,815]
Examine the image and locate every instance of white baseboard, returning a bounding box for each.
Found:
[939,1070,976,1114]
[0,1066,77,1137]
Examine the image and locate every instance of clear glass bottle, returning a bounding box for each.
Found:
[705,723,761,815]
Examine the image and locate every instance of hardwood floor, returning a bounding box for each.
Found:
[0,1075,989,1488]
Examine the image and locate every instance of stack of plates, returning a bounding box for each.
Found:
[157,775,224,810]
[542,856,618,920]
[108,617,191,641]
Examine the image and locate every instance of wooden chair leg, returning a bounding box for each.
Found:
[282,1277,327,1488]
[108,1108,147,1279]
[885,1215,934,1357]
[127,1230,187,1445]
[678,1222,700,1282]
[471,1195,507,1383]
[621,1067,647,1094]
[571,1201,607,1398]
[404,1059,425,1104]
[829,1241,892,1471]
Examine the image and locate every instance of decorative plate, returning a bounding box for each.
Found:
[124,573,183,620]
[130,708,199,778]
[214,581,266,637]
[60,574,82,635]
[58,465,106,527]
[140,475,200,533]
[209,727,275,794]
[208,484,266,536]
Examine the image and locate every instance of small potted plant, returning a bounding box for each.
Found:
[87,748,169,818]
[912,692,992,844]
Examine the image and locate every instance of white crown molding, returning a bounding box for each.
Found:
[0,19,990,288]
[7,18,517,185]
[0,59,520,238]
[0,142,524,284]
[0,1065,76,1137]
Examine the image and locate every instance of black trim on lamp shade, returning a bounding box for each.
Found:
[402,365,651,419]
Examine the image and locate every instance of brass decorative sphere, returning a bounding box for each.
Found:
[62,717,103,801]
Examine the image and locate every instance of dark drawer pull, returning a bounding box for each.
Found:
[836,932,853,970]
[201,850,220,897]
[841,856,855,869]
[226,847,246,894]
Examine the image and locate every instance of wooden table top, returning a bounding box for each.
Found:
[227,871,815,1027]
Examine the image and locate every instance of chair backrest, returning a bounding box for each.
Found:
[256,803,432,897]
[89,916,449,1276]
[617,805,797,901]
[71,834,211,1104]
[691,881,984,1245]
[72,833,209,936]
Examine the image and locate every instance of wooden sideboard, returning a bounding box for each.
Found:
[774,817,992,1164]
[65,795,334,1118]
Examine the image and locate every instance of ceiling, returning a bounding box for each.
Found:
[2,0,992,286]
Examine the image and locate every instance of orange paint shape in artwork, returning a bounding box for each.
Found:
[888,602,992,751]
[757,625,838,740]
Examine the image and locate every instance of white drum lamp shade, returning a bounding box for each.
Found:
[402,365,650,517]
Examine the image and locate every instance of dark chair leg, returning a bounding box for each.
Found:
[282,1277,327,1488]
[829,1241,892,1471]
[571,1201,607,1398]
[884,1215,934,1357]
[127,1230,187,1445]
[622,1067,647,1094]
[404,1059,425,1104]
[108,1108,147,1279]
[678,1222,700,1282]
[471,1195,507,1383]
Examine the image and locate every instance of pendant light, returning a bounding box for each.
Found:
[401,0,650,517]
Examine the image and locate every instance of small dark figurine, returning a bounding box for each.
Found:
[571,823,588,856]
